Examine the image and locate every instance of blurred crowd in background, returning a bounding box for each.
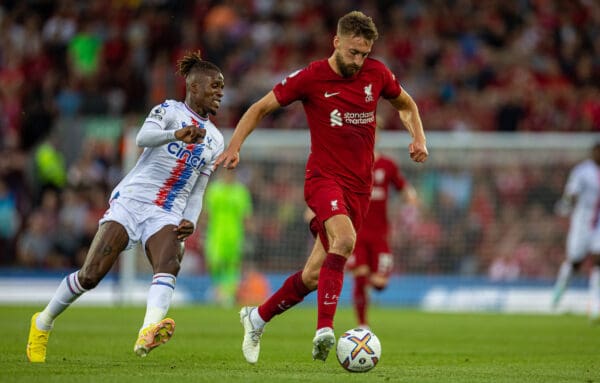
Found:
[0,0,598,278]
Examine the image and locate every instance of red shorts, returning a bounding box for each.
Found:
[347,231,394,277]
[304,176,370,252]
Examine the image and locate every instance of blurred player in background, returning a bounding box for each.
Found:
[216,11,428,364]
[348,149,418,329]
[551,142,600,321]
[26,51,225,362]
[203,169,252,307]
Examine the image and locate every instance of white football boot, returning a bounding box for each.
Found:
[240,306,264,364]
[312,327,335,361]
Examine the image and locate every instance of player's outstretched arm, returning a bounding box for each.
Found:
[388,88,428,163]
[216,91,281,169]
[136,121,205,147]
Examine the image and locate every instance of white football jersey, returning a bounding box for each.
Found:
[565,159,600,228]
[110,100,224,219]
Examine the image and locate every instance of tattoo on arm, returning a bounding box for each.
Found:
[102,245,113,257]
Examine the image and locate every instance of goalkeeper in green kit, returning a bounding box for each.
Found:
[203,170,252,307]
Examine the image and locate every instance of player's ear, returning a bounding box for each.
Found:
[187,77,198,94]
[333,35,340,49]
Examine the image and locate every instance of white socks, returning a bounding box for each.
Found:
[552,261,573,305]
[35,271,179,332]
[37,271,87,331]
[140,273,176,331]
[556,261,573,288]
[250,307,266,328]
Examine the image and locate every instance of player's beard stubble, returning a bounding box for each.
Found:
[335,52,361,78]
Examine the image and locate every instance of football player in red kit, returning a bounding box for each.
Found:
[216,11,428,364]
[348,151,418,329]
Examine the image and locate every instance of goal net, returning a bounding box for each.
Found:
[209,130,595,281]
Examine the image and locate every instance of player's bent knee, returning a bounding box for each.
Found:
[77,273,101,290]
[331,235,356,257]
[353,265,370,277]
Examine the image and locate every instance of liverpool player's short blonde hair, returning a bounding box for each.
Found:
[337,11,379,41]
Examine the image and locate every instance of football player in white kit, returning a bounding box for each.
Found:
[552,142,600,321]
[26,51,225,362]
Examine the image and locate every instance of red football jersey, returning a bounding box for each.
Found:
[273,58,401,193]
[361,155,407,236]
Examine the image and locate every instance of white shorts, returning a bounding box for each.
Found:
[566,220,600,262]
[99,197,181,250]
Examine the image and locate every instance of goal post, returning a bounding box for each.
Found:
[220,129,596,278]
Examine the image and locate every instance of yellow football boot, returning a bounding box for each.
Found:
[26,312,50,363]
[133,318,175,357]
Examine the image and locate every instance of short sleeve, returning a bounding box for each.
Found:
[380,65,402,100]
[145,101,174,130]
[272,67,307,106]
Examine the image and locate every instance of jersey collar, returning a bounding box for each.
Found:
[184,103,209,121]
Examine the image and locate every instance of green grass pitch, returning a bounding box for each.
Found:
[2,305,597,383]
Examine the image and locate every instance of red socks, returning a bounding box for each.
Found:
[258,270,311,322]
[317,253,347,329]
[257,253,348,330]
[353,275,368,326]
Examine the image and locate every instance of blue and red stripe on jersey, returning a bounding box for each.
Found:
[154,143,203,211]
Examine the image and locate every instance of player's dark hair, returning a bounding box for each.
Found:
[337,11,379,41]
[176,50,221,77]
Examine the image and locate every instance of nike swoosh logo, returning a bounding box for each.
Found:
[324,91,340,98]
[323,301,337,305]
